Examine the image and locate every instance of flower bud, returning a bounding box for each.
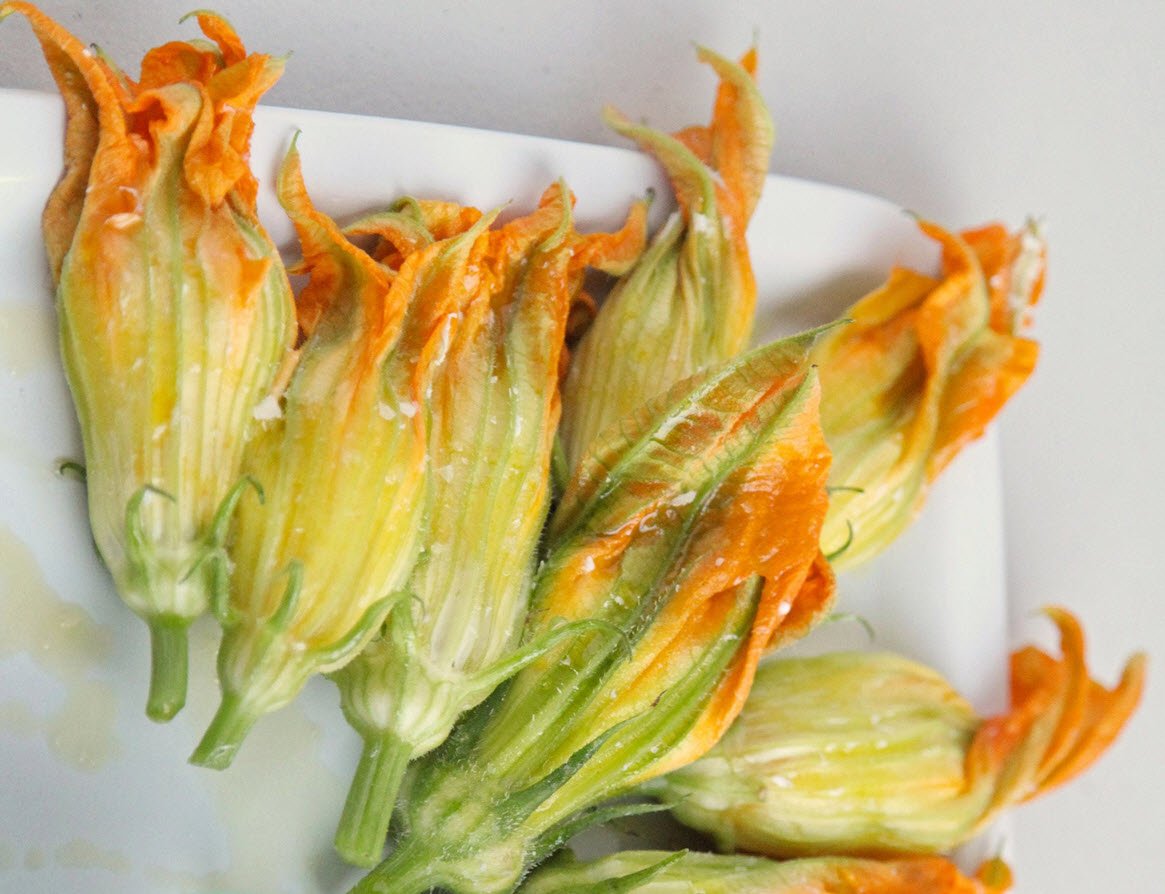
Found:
[330,183,647,866]
[656,608,1145,857]
[0,3,296,720]
[521,851,1012,894]
[189,142,481,768]
[561,46,774,473]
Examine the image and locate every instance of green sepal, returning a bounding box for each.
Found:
[528,802,673,868]
[462,617,631,705]
[823,519,854,563]
[124,483,177,588]
[188,475,264,625]
[266,560,304,633]
[498,717,638,829]
[56,459,87,482]
[316,593,403,669]
[525,850,687,894]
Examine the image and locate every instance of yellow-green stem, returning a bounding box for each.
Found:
[335,730,414,867]
[189,690,259,769]
[349,838,443,894]
[145,617,189,722]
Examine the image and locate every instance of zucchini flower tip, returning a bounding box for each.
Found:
[974,606,1146,806]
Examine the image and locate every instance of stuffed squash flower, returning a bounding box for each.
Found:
[351,330,835,894]
[0,4,295,719]
[330,184,647,866]
[521,851,1012,894]
[815,220,1045,568]
[189,143,477,768]
[560,46,774,472]
[654,608,1145,856]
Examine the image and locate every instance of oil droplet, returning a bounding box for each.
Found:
[54,839,130,874]
[0,526,113,675]
[0,840,14,869]
[0,701,38,738]
[0,302,57,375]
[144,866,232,893]
[204,702,352,891]
[44,679,122,771]
[0,525,121,770]
[23,846,46,871]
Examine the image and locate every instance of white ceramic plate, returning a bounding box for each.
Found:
[0,88,1010,894]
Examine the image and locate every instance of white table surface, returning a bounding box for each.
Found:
[2,2,1161,891]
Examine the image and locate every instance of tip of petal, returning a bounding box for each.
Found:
[969,607,1146,820]
[180,9,247,63]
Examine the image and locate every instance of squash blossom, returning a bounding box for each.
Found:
[520,851,1012,894]
[351,330,835,894]
[189,143,477,768]
[560,46,774,472]
[815,220,1045,569]
[330,183,647,867]
[653,608,1145,857]
[0,4,295,720]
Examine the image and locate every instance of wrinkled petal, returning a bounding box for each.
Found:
[816,220,1044,569]
[969,607,1147,811]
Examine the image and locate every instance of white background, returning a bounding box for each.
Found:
[2,2,1162,891]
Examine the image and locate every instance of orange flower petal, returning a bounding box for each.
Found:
[969,607,1146,817]
[928,331,1038,478]
[816,219,1044,568]
[276,140,402,361]
[0,2,135,276]
[826,857,1011,894]
[571,196,649,277]
[700,45,769,224]
[623,371,830,777]
[954,223,1046,332]
[765,550,837,652]
[190,10,247,66]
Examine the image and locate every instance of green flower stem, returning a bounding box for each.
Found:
[189,690,259,769]
[145,618,189,722]
[335,730,414,868]
[349,839,443,894]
